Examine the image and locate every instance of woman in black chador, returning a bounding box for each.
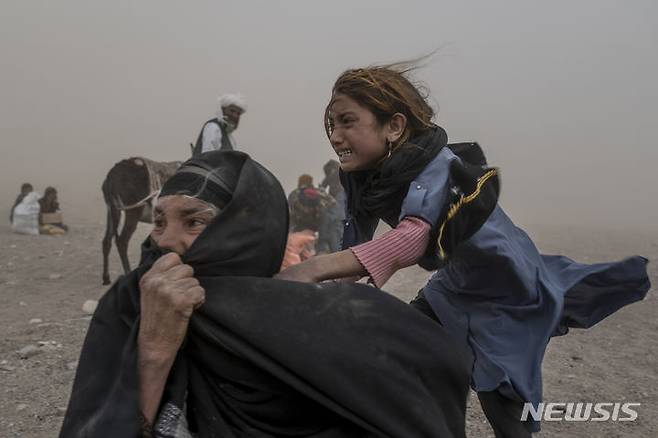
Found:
[60,150,472,438]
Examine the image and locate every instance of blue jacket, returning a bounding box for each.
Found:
[341,145,650,426]
[342,146,459,248]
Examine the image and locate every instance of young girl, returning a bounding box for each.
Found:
[277,64,650,437]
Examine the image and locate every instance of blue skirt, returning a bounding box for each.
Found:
[423,206,650,409]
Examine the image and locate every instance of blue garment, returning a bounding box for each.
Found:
[341,147,455,252]
[343,147,650,416]
[424,207,648,405]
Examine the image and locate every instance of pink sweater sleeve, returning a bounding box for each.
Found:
[350,216,431,288]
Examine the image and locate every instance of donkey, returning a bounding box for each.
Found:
[101,157,179,284]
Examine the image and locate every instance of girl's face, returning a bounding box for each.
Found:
[327,94,389,172]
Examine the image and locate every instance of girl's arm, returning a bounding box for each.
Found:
[276,217,430,287]
[351,217,430,287]
[276,249,366,283]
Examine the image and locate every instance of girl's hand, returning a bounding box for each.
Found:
[276,250,367,283]
[275,260,319,283]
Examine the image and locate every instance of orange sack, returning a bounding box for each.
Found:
[280,230,317,270]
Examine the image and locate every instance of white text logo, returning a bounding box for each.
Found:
[520,402,640,422]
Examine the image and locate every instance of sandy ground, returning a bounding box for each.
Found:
[0,219,656,437]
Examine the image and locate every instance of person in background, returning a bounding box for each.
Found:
[287,174,322,258]
[288,174,321,233]
[191,93,247,156]
[39,186,68,234]
[9,183,33,224]
[318,159,345,253]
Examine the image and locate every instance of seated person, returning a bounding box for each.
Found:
[60,151,472,438]
[11,184,41,235]
[9,182,33,224]
[39,186,68,234]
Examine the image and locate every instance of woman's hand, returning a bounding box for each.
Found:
[138,253,205,358]
[137,253,205,424]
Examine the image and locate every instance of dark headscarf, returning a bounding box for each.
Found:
[140,151,287,277]
[341,125,500,269]
[39,186,60,214]
[61,151,471,438]
[344,126,448,222]
[159,153,240,210]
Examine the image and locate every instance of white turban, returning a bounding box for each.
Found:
[216,94,247,121]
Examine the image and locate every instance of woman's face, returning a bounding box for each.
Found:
[151,195,218,255]
[327,94,388,172]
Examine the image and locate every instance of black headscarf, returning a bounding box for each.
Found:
[340,126,500,269]
[343,126,447,223]
[159,153,240,210]
[60,151,472,438]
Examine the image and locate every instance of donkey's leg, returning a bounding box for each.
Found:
[102,205,121,285]
[117,207,143,275]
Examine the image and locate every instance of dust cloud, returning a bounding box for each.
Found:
[1,0,657,229]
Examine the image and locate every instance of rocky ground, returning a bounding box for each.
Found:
[0,220,656,437]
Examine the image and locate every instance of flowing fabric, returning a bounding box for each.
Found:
[424,206,651,408]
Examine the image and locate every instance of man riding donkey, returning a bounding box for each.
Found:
[101,93,247,284]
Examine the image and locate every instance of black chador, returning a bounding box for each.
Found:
[60,151,472,438]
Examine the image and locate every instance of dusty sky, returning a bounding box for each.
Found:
[1,0,657,228]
